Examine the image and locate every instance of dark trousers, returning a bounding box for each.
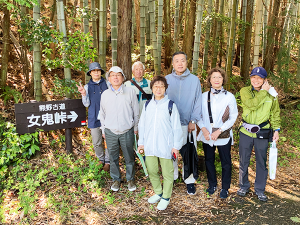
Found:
[239,132,269,194]
[203,139,232,190]
[105,128,135,182]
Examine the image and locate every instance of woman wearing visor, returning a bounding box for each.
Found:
[238,67,280,202]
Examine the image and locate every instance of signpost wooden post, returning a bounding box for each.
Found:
[15,99,87,153]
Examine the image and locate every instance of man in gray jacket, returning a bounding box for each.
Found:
[99,66,139,192]
[166,51,202,195]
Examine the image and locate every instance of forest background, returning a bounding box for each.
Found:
[1,0,300,224]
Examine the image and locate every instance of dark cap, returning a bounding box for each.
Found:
[87,62,105,76]
[250,67,267,79]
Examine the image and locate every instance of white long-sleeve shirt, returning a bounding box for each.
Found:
[197,91,238,146]
[138,95,183,159]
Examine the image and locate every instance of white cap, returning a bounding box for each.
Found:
[106,66,126,81]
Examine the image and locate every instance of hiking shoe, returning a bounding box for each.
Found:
[187,183,196,195]
[237,188,249,197]
[157,199,170,210]
[206,186,217,195]
[220,189,228,199]
[127,180,136,191]
[103,164,110,172]
[148,194,162,204]
[256,192,268,202]
[111,181,120,192]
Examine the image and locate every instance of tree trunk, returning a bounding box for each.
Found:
[263,0,280,73]
[202,0,212,71]
[211,0,220,68]
[0,4,10,88]
[163,0,172,69]
[132,0,136,47]
[192,0,204,74]
[253,0,263,68]
[241,0,254,82]
[83,0,90,84]
[156,0,163,75]
[134,0,140,44]
[117,0,132,79]
[184,0,197,67]
[297,44,300,82]
[110,0,118,66]
[140,0,146,63]
[225,0,238,91]
[57,0,72,98]
[33,1,42,101]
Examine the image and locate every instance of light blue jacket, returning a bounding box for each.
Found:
[165,69,202,126]
[138,95,183,159]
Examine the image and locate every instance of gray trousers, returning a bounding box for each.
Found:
[239,132,269,194]
[90,127,110,164]
[105,128,135,182]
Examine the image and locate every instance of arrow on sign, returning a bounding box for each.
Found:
[67,111,78,122]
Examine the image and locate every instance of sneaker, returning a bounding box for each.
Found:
[256,192,268,202]
[237,188,249,197]
[148,194,162,204]
[103,164,110,172]
[111,181,120,192]
[127,180,136,191]
[157,198,170,210]
[186,183,196,195]
[220,189,228,199]
[206,186,217,195]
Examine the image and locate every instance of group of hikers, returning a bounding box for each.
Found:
[77,51,281,211]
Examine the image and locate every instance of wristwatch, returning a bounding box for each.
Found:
[190,120,195,124]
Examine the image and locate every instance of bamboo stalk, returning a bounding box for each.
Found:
[99,0,107,72]
[156,0,163,75]
[140,0,146,63]
[202,0,212,71]
[253,0,263,68]
[110,0,118,66]
[225,0,238,91]
[149,0,158,74]
[192,0,204,74]
[33,1,42,101]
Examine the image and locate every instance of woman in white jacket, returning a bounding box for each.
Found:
[197,68,238,199]
[138,75,183,210]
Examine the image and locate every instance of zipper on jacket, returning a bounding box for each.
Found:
[153,104,158,150]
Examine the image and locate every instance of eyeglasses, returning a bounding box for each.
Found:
[110,74,123,77]
[153,86,165,89]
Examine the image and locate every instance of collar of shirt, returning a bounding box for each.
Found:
[211,86,227,95]
[110,85,122,94]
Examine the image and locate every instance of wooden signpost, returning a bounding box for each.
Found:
[15,99,86,153]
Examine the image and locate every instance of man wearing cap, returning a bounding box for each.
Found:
[238,67,280,202]
[98,66,139,192]
[77,62,110,171]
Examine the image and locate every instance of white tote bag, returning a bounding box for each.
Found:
[269,141,278,180]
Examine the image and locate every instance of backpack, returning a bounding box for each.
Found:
[145,99,174,116]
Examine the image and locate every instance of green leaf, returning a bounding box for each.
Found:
[291,217,300,223]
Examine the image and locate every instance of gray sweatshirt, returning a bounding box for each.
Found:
[98,84,139,135]
[165,68,202,126]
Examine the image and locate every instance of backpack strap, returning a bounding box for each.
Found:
[145,99,151,111]
[168,100,174,116]
[145,99,174,116]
